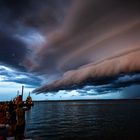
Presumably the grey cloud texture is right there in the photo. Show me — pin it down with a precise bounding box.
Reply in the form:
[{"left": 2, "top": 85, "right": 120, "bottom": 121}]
[
  {"left": 30, "top": 0, "right": 140, "bottom": 93},
  {"left": 0, "top": 0, "right": 71, "bottom": 77},
  {"left": 33, "top": 49, "right": 140, "bottom": 93},
  {"left": 0, "top": 65, "right": 42, "bottom": 86},
  {"left": 26, "top": 0, "right": 140, "bottom": 73}
]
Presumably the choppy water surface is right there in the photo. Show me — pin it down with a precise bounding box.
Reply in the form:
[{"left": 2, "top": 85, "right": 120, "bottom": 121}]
[{"left": 25, "top": 100, "right": 140, "bottom": 140}]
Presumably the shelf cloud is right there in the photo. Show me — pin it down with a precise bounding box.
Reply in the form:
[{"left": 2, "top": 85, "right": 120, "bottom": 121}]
[
  {"left": 0, "top": 0, "right": 140, "bottom": 97},
  {"left": 30, "top": 0, "right": 140, "bottom": 93}
]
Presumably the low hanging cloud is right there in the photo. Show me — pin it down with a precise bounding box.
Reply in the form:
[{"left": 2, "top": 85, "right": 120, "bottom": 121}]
[
  {"left": 32, "top": 0, "right": 140, "bottom": 93},
  {"left": 33, "top": 49, "right": 140, "bottom": 93}
]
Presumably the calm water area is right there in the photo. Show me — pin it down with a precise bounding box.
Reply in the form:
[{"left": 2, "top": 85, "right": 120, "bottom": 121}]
[{"left": 25, "top": 100, "right": 140, "bottom": 140}]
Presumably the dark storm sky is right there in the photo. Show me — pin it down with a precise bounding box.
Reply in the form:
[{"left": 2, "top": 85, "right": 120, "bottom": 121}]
[{"left": 0, "top": 0, "right": 140, "bottom": 99}]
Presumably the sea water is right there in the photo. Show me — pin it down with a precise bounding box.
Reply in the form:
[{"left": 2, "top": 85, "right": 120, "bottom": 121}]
[{"left": 25, "top": 100, "right": 140, "bottom": 140}]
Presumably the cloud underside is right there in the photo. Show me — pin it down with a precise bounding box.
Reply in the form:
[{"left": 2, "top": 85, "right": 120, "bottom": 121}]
[
  {"left": 32, "top": 0, "right": 140, "bottom": 94},
  {"left": 33, "top": 49, "right": 140, "bottom": 93}
]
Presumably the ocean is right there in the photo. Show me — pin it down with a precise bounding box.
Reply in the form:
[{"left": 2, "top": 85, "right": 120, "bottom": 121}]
[{"left": 25, "top": 100, "right": 140, "bottom": 140}]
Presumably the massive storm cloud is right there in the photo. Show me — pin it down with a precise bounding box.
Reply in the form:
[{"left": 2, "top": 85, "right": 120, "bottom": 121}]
[
  {"left": 0, "top": 0, "right": 140, "bottom": 97},
  {"left": 32, "top": 0, "right": 140, "bottom": 94}
]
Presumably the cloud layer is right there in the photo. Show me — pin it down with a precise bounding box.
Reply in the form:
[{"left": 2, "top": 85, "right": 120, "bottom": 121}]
[
  {"left": 0, "top": 0, "right": 140, "bottom": 97},
  {"left": 31, "top": 0, "right": 140, "bottom": 93},
  {"left": 0, "top": 65, "right": 42, "bottom": 87}
]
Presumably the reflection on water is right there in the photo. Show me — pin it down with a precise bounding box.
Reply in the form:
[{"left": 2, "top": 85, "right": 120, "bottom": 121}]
[{"left": 25, "top": 101, "right": 140, "bottom": 140}]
